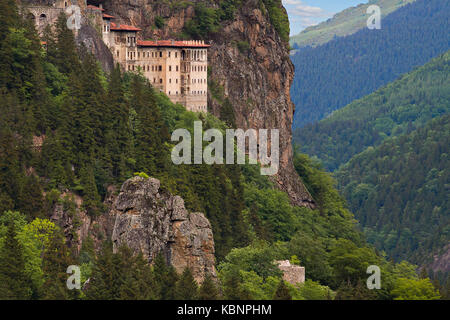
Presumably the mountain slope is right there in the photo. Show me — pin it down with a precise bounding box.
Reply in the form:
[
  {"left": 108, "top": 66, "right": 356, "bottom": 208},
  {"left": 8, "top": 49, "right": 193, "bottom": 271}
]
[
  {"left": 289, "top": 0, "right": 416, "bottom": 49},
  {"left": 335, "top": 115, "right": 450, "bottom": 271},
  {"left": 290, "top": 0, "right": 450, "bottom": 129},
  {"left": 294, "top": 51, "right": 450, "bottom": 171}
]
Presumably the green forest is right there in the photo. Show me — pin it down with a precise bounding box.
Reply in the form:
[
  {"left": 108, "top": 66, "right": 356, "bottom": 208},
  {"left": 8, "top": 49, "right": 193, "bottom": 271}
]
[
  {"left": 335, "top": 115, "right": 449, "bottom": 280},
  {"left": 295, "top": 51, "right": 450, "bottom": 172},
  {"left": 290, "top": 0, "right": 450, "bottom": 128},
  {"left": 293, "top": 49, "right": 449, "bottom": 288},
  {"left": 0, "top": 0, "right": 447, "bottom": 300}
]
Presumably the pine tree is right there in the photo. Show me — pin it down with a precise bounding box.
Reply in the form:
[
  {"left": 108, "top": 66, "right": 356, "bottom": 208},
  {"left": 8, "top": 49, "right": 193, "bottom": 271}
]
[
  {"left": 133, "top": 75, "right": 169, "bottom": 177},
  {"left": 273, "top": 280, "right": 292, "bottom": 300},
  {"left": 86, "top": 242, "right": 122, "bottom": 300},
  {"left": 0, "top": 222, "right": 32, "bottom": 299},
  {"left": 153, "top": 252, "right": 178, "bottom": 300},
  {"left": 198, "top": 273, "right": 219, "bottom": 300},
  {"left": 52, "top": 12, "right": 79, "bottom": 76},
  {"left": 0, "top": 0, "right": 19, "bottom": 88},
  {"left": 175, "top": 268, "right": 199, "bottom": 300},
  {"left": 105, "top": 65, "right": 132, "bottom": 181},
  {"left": 41, "top": 231, "right": 78, "bottom": 300}
]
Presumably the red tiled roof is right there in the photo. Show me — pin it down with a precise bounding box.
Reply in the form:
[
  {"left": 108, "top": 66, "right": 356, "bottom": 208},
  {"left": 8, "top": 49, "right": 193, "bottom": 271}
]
[
  {"left": 102, "top": 13, "right": 115, "bottom": 19},
  {"left": 110, "top": 22, "right": 141, "bottom": 32},
  {"left": 87, "top": 5, "right": 105, "bottom": 11},
  {"left": 137, "top": 40, "right": 210, "bottom": 48}
]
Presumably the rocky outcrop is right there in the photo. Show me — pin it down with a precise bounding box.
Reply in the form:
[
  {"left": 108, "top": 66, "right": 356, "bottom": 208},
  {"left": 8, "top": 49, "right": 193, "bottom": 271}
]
[
  {"left": 101, "top": 0, "right": 314, "bottom": 207},
  {"left": 110, "top": 176, "right": 216, "bottom": 282},
  {"left": 76, "top": 17, "right": 115, "bottom": 73}
]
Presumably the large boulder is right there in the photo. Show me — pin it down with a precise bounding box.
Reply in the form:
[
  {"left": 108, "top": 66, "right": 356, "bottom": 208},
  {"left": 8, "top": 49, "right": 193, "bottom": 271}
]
[{"left": 111, "top": 176, "right": 216, "bottom": 282}]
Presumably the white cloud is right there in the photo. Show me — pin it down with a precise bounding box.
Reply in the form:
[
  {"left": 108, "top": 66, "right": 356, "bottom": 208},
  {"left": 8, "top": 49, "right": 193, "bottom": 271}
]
[
  {"left": 283, "top": 0, "right": 332, "bottom": 33},
  {"left": 282, "top": 0, "right": 303, "bottom": 5},
  {"left": 291, "top": 2, "right": 327, "bottom": 18}
]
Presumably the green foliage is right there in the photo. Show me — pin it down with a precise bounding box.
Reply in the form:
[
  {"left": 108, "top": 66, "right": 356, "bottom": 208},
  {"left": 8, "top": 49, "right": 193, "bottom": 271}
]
[
  {"left": 289, "top": 0, "right": 416, "bottom": 48},
  {"left": 198, "top": 273, "right": 220, "bottom": 300},
  {"left": 183, "top": 3, "right": 220, "bottom": 39},
  {"left": 291, "top": 0, "right": 450, "bottom": 128},
  {"left": 391, "top": 278, "right": 441, "bottom": 300},
  {"left": 175, "top": 268, "right": 199, "bottom": 300},
  {"left": 0, "top": 222, "right": 32, "bottom": 299},
  {"left": 273, "top": 280, "right": 292, "bottom": 300},
  {"left": 261, "top": 0, "right": 290, "bottom": 43},
  {"left": 336, "top": 115, "right": 450, "bottom": 267},
  {"left": 154, "top": 16, "right": 165, "bottom": 29},
  {"left": 236, "top": 40, "right": 250, "bottom": 54},
  {"left": 295, "top": 51, "right": 450, "bottom": 171},
  {"left": 134, "top": 172, "right": 150, "bottom": 179}
]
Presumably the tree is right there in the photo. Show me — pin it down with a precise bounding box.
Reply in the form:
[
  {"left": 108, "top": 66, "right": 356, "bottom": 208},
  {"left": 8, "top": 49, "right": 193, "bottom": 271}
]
[
  {"left": 0, "top": 222, "right": 32, "bottom": 299},
  {"left": 199, "top": 273, "right": 220, "bottom": 300},
  {"left": 153, "top": 252, "right": 178, "bottom": 300},
  {"left": 175, "top": 268, "right": 199, "bottom": 300},
  {"left": 391, "top": 278, "right": 441, "bottom": 300},
  {"left": 273, "top": 280, "right": 292, "bottom": 300},
  {"left": 41, "top": 231, "right": 77, "bottom": 300}
]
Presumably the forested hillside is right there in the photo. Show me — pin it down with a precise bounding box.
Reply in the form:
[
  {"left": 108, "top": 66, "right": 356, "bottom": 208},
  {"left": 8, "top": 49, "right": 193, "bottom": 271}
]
[
  {"left": 294, "top": 51, "right": 450, "bottom": 171},
  {"left": 289, "top": 0, "right": 416, "bottom": 49},
  {"left": 0, "top": 0, "right": 442, "bottom": 300},
  {"left": 335, "top": 115, "right": 450, "bottom": 275},
  {"left": 290, "top": 0, "right": 450, "bottom": 128}
]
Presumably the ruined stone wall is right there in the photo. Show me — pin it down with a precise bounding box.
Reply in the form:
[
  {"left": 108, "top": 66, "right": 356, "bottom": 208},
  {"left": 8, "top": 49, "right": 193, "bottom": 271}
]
[{"left": 277, "top": 260, "right": 305, "bottom": 285}]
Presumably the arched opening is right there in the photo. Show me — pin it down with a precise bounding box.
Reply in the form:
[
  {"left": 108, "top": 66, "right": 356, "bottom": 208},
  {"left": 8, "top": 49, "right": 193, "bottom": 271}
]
[{"left": 39, "top": 14, "right": 47, "bottom": 25}]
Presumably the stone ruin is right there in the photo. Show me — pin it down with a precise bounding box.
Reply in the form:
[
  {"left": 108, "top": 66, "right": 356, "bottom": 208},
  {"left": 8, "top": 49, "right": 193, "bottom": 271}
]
[{"left": 276, "top": 260, "right": 305, "bottom": 285}]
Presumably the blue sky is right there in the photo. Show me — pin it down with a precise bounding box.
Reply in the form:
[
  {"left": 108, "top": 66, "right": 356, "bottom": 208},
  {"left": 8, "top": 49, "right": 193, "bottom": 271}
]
[{"left": 283, "top": 0, "right": 368, "bottom": 36}]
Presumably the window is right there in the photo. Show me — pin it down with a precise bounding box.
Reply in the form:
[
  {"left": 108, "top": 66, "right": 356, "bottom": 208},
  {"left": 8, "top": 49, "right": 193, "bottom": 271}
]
[
  {"left": 169, "top": 79, "right": 171, "bottom": 84},
  {"left": 159, "top": 79, "right": 162, "bottom": 84},
  {"left": 169, "top": 66, "right": 172, "bottom": 72},
  {"left": 168, "top": 52, "right": 171, "bottom": 58},
  {"left": 159, "top": 51, "right": 162, "bottom": 57},
  {"left": 176, "top": 66, "right": 179, "bottom": 72},
  {"left": 159, "top": 65, "right": 162, "bottom": 71}
]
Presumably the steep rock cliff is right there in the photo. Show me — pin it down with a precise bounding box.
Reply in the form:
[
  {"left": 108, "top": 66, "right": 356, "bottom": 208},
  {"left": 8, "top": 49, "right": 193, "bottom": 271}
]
[
  {"left": 101, "top": 0, "right": 314, "bottom": 207},
  {"left": 50, "top": 176, "right": 216, "bottom": 282},
  {"left": 110, "top": 176, "right": 216, "bottom": 282}
]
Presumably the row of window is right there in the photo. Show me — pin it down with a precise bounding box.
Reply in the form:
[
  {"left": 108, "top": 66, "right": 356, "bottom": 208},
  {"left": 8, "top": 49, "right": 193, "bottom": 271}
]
[
  {"left": 191, "top": 105, "right": 208, "bottom": 112},
  {"left": 167, "top": 91, "right": 207, "bottom": 96}
]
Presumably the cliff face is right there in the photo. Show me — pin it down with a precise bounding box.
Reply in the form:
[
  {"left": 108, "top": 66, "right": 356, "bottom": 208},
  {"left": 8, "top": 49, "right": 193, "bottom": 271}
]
[
  {"left": 111, "top": 177, "right": 216, "bottom": 282},
  {"left": 101, "top": 0, "right": 314, "bottom": 207},
  {"left": 51, "top": 177, "right": 216, "bottom": 282}
]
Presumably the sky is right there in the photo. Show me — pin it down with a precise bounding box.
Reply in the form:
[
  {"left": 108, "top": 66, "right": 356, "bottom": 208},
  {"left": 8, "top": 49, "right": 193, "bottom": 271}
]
[{"left": 283, "top": 0, "right": 368, "bottom": 36}]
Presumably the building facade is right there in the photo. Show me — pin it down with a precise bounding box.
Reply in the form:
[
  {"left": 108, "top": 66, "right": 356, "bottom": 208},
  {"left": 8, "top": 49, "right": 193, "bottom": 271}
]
[
  {"left": 23, "top": 1, "right": 209, "bottom": 113},
  {"left": 100, "top": 6, "right": 209, "bottom": 113}
]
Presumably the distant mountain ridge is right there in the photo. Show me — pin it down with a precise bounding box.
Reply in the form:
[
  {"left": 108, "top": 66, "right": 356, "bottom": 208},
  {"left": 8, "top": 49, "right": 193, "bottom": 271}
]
[
  {"left": 294, "top": 51, "right": 450, "bottom": 171},
  {"left": 289, "top": 0, "right": 416, "bottom": 49},
  {"left": 336, "top": 114, "right": 450, "bottom": 272},
  {"left": 290, "top": 0, "right": 450, "bottom": 129}
]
